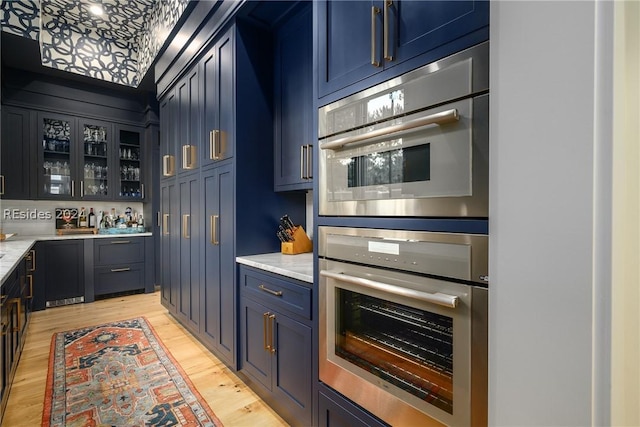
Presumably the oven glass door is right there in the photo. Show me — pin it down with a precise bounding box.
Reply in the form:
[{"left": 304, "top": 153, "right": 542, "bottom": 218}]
[
  {"left": 319, "top": 259, "right": 472, "bottom": 426},
  {"left": 319, "top": 95, "right": 488, "bottom": 217}
]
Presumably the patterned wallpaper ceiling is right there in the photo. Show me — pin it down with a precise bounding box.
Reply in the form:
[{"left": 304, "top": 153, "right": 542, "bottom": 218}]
[
  {"left": 1, "top": 0, "right": 189, "bottom": 88},
  {"left": 42, "top": 0, "right": 156, "bottom": 42}
]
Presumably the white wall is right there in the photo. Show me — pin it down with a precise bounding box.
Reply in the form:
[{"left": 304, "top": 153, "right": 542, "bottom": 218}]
[
  {"left": 489, "top": 1, "right": 613, "bottom": 425},
  {"left": 611, "top": 1, "right": 640, "bottom": 424}
]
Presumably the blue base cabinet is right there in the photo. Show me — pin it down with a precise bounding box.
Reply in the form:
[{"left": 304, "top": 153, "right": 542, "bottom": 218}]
[
  {"left": 318, "top": 384, "right": 389, "bottom": 427},
  {"left": 316, "top": 0, "right": 489, "bottom": 100},
  {"left": 239, "top": 265, "right": 313, "bottom": 427}
]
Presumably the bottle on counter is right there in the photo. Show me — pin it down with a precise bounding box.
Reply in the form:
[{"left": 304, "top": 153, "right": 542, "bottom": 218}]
[
  {"left": 88, "top": 208, "right": 96, "bottom": 228},
  {"left": 78, "top": 207, "right": 88, "bottom": 228}
]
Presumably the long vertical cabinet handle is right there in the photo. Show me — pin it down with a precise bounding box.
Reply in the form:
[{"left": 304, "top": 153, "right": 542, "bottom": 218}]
[
  {"left": 26, "top": 275, "right": 33, "bottom": 299},
  {"left": 0, "top": 175, "right": 5, "bottom": 195},
  {"left": 383, "top": 0, "right": 394, "bottom": 61},
  {"left": 71, "top": 180, "right": 75, "bottom": 197},
  {"left": 300, "top": 145, "right": 306, "bottom": 179},
  {"left": 163, "top": 155, "right": 175, "bottom": 177},
  {"left": 157, "top": 211, "right": 161, "bottom": 227},
  {"left": 210, "top": 130, "right": 221, "bottom": 160},
  {"left": 182, "top": 214, "right": 190, "bottom": 239},
  {"left": 371, "top": 6, "right": 381, "bottom": 67},
  {"left": 263, "top": 312, "right": 270, "bottom": 351},
  {"left": 306, "top": 144, "right": 313, "bottom": 179},
  {"left": 182, "top": 145, "right": 196, "bottom": 170},
  {"left": 80, "top": 181, "right": 85, "bottom": 197},
  {"left": 162, "top": 214, "right": 170, "bottom": 235},
  {"left": 210, "top": 215, "right": 219, "bottom": 245},
  {"left": 141, "top": 184, "right": 145, "bottom": 199},
  {"left": 269, "top": 314, "right": 276, "bottom": 354},
  {"left": 10, "top": 298, "right": 21, "bottom": 332},
  {"left": 28, "top": 250, "right": 36, "bottom": 272}
]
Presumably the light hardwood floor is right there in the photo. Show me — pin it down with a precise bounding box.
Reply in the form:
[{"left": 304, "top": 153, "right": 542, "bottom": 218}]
[{"left": 2, "top": 291, "right": 289, "bottom": 427}]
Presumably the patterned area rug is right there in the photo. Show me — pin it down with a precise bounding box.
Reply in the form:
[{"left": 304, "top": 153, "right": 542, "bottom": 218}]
[{"left": 42, "top": 317, "right": 223, "bottom": 427}]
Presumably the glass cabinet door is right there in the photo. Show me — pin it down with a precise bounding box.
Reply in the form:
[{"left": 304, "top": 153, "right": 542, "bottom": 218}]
[
  {"left": 116, "top": 126, "right": 144, "bottom": 199},
  {"left": 41, "top": 114, "right": 74, "bottom": 198},
  {"left": 79, "top": 120, "right": 111, "bottom": 199}
]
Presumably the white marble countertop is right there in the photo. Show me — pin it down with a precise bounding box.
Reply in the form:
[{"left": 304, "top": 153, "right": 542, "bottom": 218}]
[
  {"left": 0, "top": 232, "right": 152, "bottom": 286},
  {"left": 236, "top": 252, "right": 313, "bottom": 284}
]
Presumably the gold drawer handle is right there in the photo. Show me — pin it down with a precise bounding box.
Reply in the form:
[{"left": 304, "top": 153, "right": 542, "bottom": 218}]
[
  {"left": 110, "top": 240, "right": 130, "bottom": 244},
  {"left": 258, "top": 284, "right": 283, "bottom": 297},
  {"left": 26, "top": 275, "right": 33, "bottom": 299}
]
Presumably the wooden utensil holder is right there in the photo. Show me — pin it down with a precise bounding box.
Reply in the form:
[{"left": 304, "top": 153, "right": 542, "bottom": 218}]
[{"left": 281, "top": 226, "right": 313, "bottom": 255}]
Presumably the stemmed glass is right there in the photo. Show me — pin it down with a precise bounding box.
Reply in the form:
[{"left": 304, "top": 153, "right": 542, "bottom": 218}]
[{"left": 61, "top": 209, "right": 73, "bottom": 228}]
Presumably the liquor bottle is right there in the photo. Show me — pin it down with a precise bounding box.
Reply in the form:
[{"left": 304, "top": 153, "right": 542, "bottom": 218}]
[
  {"left": 88, "top": 208, "right": 96, "bottom": 228},
  {"left": 78, "top": 207, "right": 88, "bottom": 228}
]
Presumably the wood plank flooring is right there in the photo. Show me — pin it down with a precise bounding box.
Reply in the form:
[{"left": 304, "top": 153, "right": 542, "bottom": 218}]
[{"left": 2, "top": 291, "right": 289, "bottom": 427}]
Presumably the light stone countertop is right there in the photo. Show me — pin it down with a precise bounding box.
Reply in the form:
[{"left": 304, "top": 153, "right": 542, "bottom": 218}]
[
  {"left": 0, "top": 232, "right": 152, "bottom": 286},
  {"left": 236, "top": 252, "right": 313, "bottom": 284}
]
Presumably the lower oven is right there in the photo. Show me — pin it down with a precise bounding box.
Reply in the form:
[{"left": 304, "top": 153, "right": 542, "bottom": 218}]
[{"left": 318, "top": 226, "right": 488, "bottom": 426}]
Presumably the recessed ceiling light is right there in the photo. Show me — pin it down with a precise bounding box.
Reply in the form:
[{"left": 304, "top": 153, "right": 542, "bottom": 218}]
[{"left": 89, "top": 4, "right": 104, "bottom": 16}]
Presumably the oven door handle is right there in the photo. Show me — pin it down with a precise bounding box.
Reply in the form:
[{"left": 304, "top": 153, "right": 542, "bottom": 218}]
[
  {"left": 319, "top": 108, "right": 459, "bottom": 151},
  {"left": 320, "top": 270, "right": 459, "bottom": 308}
]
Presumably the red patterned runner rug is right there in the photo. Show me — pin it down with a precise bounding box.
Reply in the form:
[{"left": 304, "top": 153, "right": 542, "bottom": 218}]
[{"left": 42, "top": 317, "right": 223, "bottom": 427}]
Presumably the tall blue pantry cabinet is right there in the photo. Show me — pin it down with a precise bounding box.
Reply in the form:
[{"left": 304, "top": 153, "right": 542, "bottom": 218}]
[{"left": 156, "top": 2, "right": 306, "bottom": 372}]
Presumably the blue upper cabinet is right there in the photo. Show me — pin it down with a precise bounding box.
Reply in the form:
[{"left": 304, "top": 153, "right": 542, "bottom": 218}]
[
  {"left": 274, "top": 4, "right": 313, "bottom": 192},
  {"left": 316, "top": 0, "right": 489, "bottom": 99}
]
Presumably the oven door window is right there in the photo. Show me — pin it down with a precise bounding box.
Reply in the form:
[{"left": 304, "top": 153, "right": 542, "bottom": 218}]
[
  {"left": 324, "top": 98, "right": 473, "bottom": 202},
  {"left": 336, "top": 288, "right": 454, "bottom": 414}
]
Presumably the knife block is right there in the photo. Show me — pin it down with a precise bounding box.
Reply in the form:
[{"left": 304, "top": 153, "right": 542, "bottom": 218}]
[{"left": 281, "top": 226, "right": 313, "bottom": 255}]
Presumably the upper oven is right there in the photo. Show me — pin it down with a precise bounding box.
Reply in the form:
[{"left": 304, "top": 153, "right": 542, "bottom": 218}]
[{"left": 318, "top": 42, "right": 489, "bottom": 218}]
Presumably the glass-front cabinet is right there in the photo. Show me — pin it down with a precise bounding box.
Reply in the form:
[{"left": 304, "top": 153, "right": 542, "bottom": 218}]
[
  {"left": 39, "top": 113, "right": 75, "bottom": 198},
  {"left": 116, "top": 125, "right": 144, "bottom": 200},
  {"left": 79, "top": 118, "right": 112, "bottom": 200},
  {"left": 37, "top": 113, "right": 146, "bottom": 201}
]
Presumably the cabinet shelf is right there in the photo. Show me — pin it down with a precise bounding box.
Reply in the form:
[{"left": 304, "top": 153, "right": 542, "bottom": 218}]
[
  {"left": 43, "top": 150, "right": 70, "bottom": 155},
  {"left": 84, "top": 154, "right": 108, "bottom": 159}
]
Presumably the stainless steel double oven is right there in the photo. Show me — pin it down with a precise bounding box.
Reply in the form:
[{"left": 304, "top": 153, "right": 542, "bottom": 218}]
[{"left": 317, "top": 42, "right": 489, "bottom": 426}]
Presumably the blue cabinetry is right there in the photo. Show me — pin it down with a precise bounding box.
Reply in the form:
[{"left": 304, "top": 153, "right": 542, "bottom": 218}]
[
  {"left": 274, "top": 4, "right": 313, "bottom": 191},
  {"left": 1, "top": 106, "right": 32, "bottom": 200},
  {"left": 316, "top": 0, "right": 489, "bottom": 99},
  {"left": 318, "top": 385, "right": 389, "bottom": 427},
  {"left": 200, "top": 31, "right": 234, "bottom": 168},
  {"left": 157, "top": 18, "right": 307, "bottom": 371},
  {"left": 178, "top": 174, "right": 201, "bottom": 331},
  {"left": 200, "top": 163, "right": 235, "bottom": 366},
  {"left": 239, "top": 266, "right": 313, "bottom": 426}
]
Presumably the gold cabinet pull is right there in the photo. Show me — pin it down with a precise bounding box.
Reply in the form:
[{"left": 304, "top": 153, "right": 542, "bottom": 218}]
[
  {"left": 258, "top": 284, "right": 283, "bottom": 297},
  {"left": 211, "top": 214, "right": 219, "bottom": 245},
  {"left": 263, "top": 312, "right": 270, "bottom": 351},
  {"left": 182, "top": 214, "right": 190, "bottom": 239},
  {"left": 269, "top": 314, "right": 276, "bottom": 354},
  {"left": 210, "top": 130, "right": 221, "bottom": 160},
  {"left": 300, "top": 145, "right": 305, "bottom": 179},
  {"left": 371, "top": 6, "right": 381, "bottom": 67},
  {"left": 26, "top": 275, "right": 33, "bottom": 299},
  {"left": 10, "top": 298, "right": 21, "bottom": 333},
  {"left": 110, "top": 267, "right": 131, "bottom": 273},
  {"left": 27, "top": 249, "right": 36, "bottom": 272},
  {"left": 162, "top": 214, "right": 170, "bottom": 235},
  {"left": 110, "top": 240, "right": 130, "bottom": 244},
  {"left": 306, "top": 144, "right": 313, "bottom": 179},
  {"left": 163, "top": 154, "right": 175, "bottom": 177},
  {"left": 383, "top": 0, "right": 394, "bottom": 61},
  {"left": 182, "top": 145, "right": 197, "bottom": 170}
]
